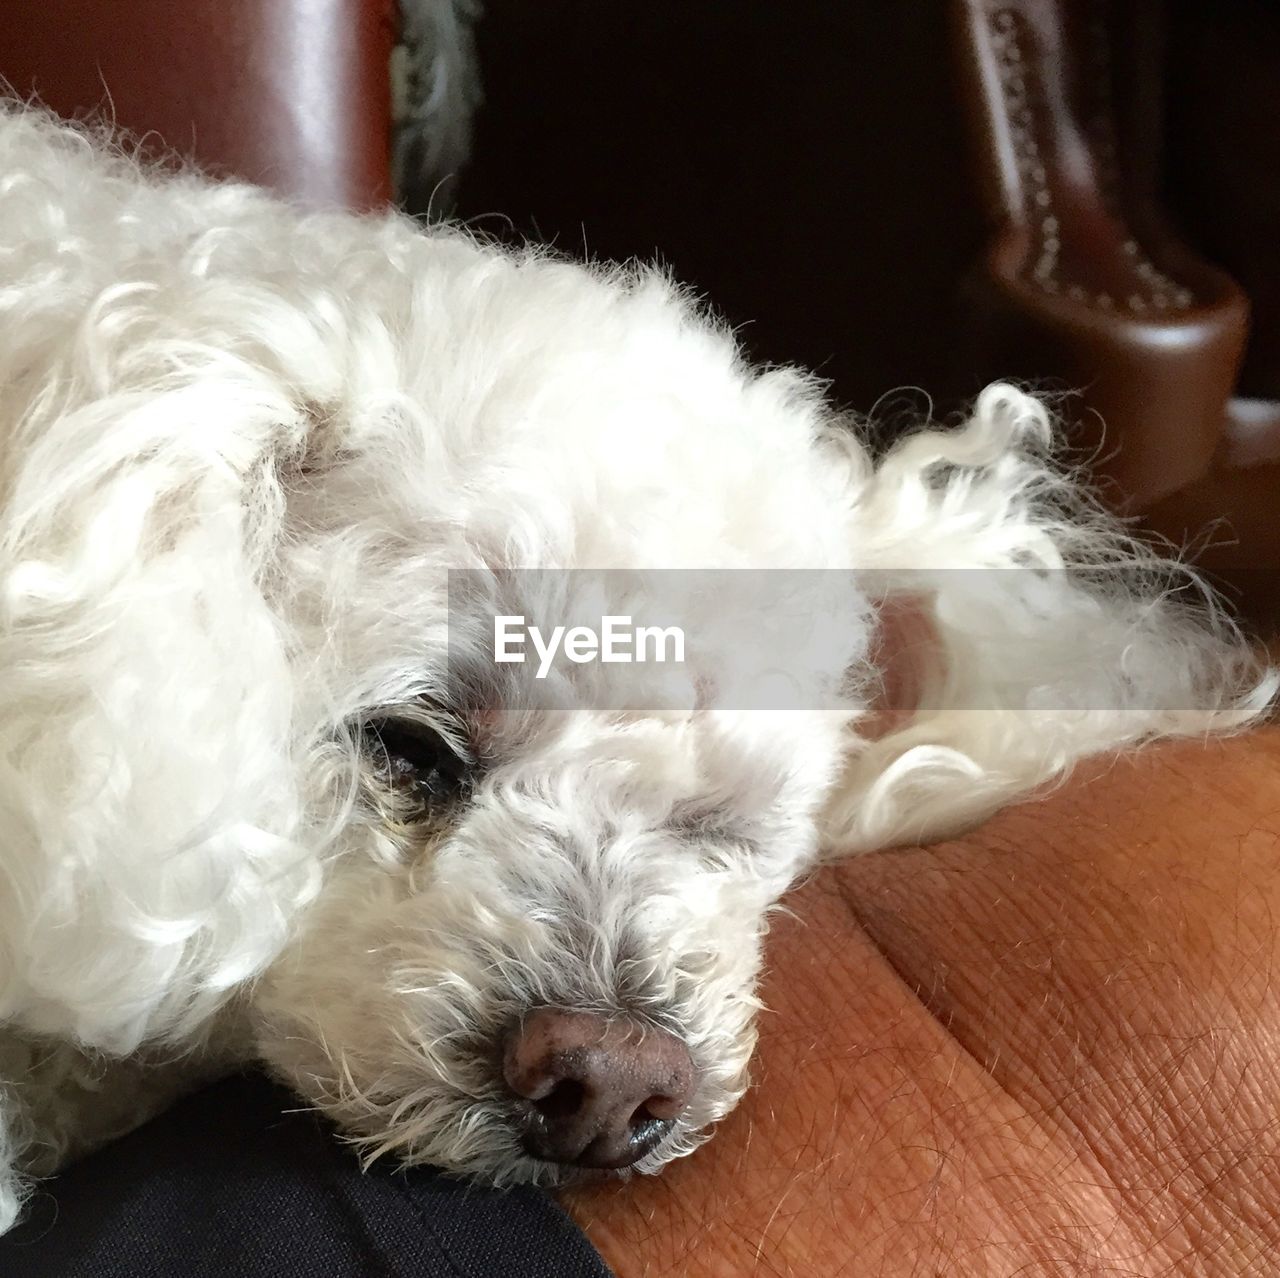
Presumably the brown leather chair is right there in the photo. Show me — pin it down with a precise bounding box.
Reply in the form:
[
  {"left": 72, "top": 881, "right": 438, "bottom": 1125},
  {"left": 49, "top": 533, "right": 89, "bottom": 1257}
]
[
  {"left": 0, "top": 0, "right": 398, "bottom": 211},
  {"left": 954, "top": 0, "right": 1280, "bottom": 615}
]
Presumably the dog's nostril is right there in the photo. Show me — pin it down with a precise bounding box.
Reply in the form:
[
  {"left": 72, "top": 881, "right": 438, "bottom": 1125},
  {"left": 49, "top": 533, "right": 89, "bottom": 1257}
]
[
  {"left": 504, "top": 1007, "right": 695, "bottom": 1170},
  {"left": 534, "top": 1079, "right": 585, "bottom": 1121}
]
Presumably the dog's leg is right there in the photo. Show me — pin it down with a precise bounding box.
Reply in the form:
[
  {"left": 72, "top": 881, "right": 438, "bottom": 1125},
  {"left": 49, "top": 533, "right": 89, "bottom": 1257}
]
[
  {"left": 824, "top": 385, "right": 1277, "bottom": 853},
  {"left": 0, "top": 1080, "right": 32, "bottom": 1234}
]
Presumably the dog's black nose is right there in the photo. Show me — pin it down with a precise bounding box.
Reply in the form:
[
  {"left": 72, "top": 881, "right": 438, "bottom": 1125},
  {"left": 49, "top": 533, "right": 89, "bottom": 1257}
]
[{"left": 504, "top": 1008, "right": 695, "bottom": 1169}]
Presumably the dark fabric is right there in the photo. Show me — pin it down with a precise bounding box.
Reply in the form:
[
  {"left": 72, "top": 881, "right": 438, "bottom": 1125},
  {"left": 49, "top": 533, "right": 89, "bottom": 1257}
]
[{"left": 0, "top": 1073, "right": 613, "bottom": 1278}]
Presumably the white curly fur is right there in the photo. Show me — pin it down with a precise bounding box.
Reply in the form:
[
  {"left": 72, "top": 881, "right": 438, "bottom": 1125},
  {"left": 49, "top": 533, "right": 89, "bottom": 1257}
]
[{"left": 0, "top": 106, "right": 1273, "bottom": 1233}]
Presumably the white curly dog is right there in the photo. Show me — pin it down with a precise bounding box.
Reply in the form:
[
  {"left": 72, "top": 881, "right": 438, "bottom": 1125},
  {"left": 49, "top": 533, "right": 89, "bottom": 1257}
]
[{"left": 0, "top": 106, "right": 1272, "bottom": 1233}]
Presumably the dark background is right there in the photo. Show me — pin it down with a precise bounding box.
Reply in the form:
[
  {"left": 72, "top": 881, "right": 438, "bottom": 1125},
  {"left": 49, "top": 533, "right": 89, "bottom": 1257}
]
[{"left": 453, "top": 0, "right": 1280, "bottom": 420}]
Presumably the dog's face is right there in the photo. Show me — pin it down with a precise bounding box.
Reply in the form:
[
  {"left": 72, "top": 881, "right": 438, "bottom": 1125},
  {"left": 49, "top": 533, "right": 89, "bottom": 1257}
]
[
  {"left": 244, "top": 257, "right": 873, "bottom": 1182},
  {"left": 255, "top": 686, "right": 850, "bottom": 1185},
  {"left": 251, "top": 559, "right": 865, "bottom": 1184}
]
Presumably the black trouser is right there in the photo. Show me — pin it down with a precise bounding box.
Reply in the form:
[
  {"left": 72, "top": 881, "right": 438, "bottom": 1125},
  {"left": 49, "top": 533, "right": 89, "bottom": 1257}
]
[{"left": 0, "top": 1073, "right": 612, "bottom": 1278}]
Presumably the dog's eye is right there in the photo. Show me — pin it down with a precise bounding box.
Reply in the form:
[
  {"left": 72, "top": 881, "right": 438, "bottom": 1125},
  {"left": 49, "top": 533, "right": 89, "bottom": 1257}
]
[{"left": 362, "top": 718, "right": 473, "bottom": 807}]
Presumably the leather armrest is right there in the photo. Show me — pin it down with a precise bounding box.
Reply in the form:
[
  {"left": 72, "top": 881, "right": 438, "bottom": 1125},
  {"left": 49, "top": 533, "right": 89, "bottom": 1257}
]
[
  {"left": 0, "top": 0, "right": 398, "bottom": 211},
  {"left": 952, "top": 0, "right": 1248, "bottom": 510}
]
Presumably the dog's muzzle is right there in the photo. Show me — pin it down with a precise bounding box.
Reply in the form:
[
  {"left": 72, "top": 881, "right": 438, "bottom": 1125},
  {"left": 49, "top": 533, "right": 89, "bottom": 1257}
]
[{"left": 503, "top": 1008, "right": 695, "bottom": 1169}]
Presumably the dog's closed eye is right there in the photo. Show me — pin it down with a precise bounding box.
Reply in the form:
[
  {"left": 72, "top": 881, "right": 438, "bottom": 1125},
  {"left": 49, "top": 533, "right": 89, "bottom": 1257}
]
[{"left": 361, "top": 717, "right": 475, "bottom": 811}]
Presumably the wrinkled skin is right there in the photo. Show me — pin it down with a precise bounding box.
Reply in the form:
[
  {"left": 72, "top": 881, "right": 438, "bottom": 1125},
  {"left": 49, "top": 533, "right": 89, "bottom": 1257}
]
[{"left": 569, "top": 729, "right": 1280, "bottom": 1276}]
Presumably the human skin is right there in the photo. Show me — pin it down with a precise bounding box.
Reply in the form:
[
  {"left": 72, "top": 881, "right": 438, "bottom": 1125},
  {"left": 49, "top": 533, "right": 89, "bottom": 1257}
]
[{"left": 567, "top": 730, "right": 1280, "bottom": 1276}]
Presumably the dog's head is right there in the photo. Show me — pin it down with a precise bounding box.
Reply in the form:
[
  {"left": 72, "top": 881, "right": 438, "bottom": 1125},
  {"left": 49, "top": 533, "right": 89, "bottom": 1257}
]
[{"left": 247, "top": 249, "right": 872, "bottom": 1184}]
